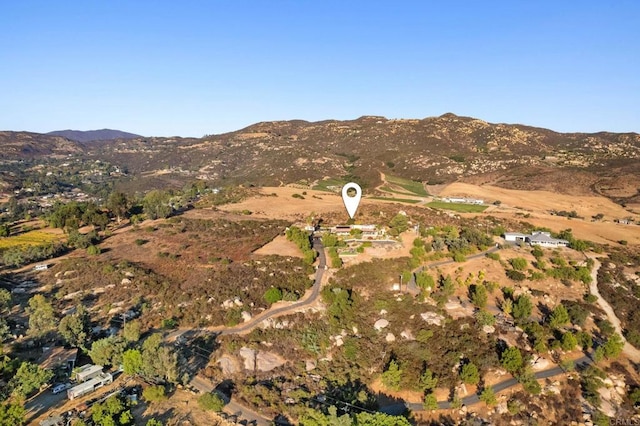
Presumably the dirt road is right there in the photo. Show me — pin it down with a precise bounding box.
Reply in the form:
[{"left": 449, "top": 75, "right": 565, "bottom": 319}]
[{"left": 588, "top": 257, "right": 640, "bottom": 362}]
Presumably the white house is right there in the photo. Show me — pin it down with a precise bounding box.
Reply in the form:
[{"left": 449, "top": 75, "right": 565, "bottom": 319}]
[
  {"left": 503, "top": 231, "right": 569, "bottom": 247},
  {"left": 528, "top": 231, "right": 569, "bottom": 247}
]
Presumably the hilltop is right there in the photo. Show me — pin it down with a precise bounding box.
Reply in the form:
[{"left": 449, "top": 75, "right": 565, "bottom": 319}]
[{"left": 47, "top": 129, "right": 142, "bottom": 143}]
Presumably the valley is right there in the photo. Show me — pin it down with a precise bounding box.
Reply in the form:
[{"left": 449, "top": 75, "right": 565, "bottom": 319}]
[{"left": 0, "top": 118, "right": 639, "bottom": 426}]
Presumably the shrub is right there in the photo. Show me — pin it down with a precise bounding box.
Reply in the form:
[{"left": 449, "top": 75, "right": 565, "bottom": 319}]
[
  {"left": 142, "top": 385, "right": 167, "bottom": 402},
  {"left": 264, "top": 287, "right": 283, "bottom": 304},
  {"left": 510, "top": 258, "right": 528, "bottom": 271},
  {"left": 87, "top": 245, "right": 101, "bottom": 255},
  {"left": 197, "top": 392, "right": 225, "bottom": 412},
  {"left": 453, "top": 252, "right": 466, "bottom": 262},
  {"left": 506, "top": 269, "right": 526, "bottom": 281},
  {"left": 486, "top": 252, "right": 500, "bottom": 261},
  {"left": 134, "top": 239, "right": 147, "bottom": 246}
]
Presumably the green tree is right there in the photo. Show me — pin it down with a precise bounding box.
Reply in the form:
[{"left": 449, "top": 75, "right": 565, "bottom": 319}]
[
  {"left": 460, "top": 362, "right": 480, "bottom": 385},
  {"left": 10, "top": 361, "right": 54, "bottom": 398},
  {"left": 501, "top": 346, "right": 523, "bottom": 374},
  {"left": 122, "top": 349, "right": 143, "bottom": 375},
  {"left": 423, "top": 392, "right": 438, "bottom": 411},
  {"left": 548, "top": 304, "right": 570, "bottom": 329},
  {"left": 354, "top": 412, "right": 411, "bottom": 426},
  {"left": 512, "top": 294, "right": 533, "bottom": 322},
  {"left": 142, "top": 190, "right": 172, "bottom": 220},
  {"left": 0, "top": 224, "right": 10, "bottom": 238},
  {"left": 0, "top": 289, "right": 11, "bottom": 312},
  {"left": 89, "top": 337, "right": 126, "bottom": 367},
  {"left": 145, "top": 420, "right": 163, "bottom": 426},
  {"left": 322, "top": 234, "right": 339, "bottom": 248},
  {"left": 603, "top": 333, "right": 625, "bottom": 359},
  {"left": 58, "top": 305, "right": 92, "bottom": 350},
  {"left": 480, "top": 386, "right": 497, "bottom": 406},
  {"left": 91, "top": 395, "right": 132, "bottom": 426},
  {"left": 469, "top": 284, "right": 488, "bottom": 308},
  {"left": 419, "top": 368, "right": 438, "bottom": 392},
  {"left": 122, "top": 320, "right": 141, "bottom": 343},
  {"left": 381, "top": 360, "right": 402, "bottom": 391},
  {"left": 388, "top": 213, "right": 409, "bottom": 236},
  {"left": 26, "top": 294, "right": 56, "bottom": 341},
  {"left": 197, "top": 392, "right": 225, "bottom": 411},
  {"left": 0, "top": 402, "right": 26, "bottom": 426},
  {"left": 475, "top": 310, "right": 496, "bottom": 327},
  {"left": 140, "top": 334, "right": 179, "bottom": 383},
  {"left": 415, "top": 272, "right": 435, "bottom": 292},
  {"left": 561, "top": 331, "right": 578, "bottom": 351},
  {"left": 142, "top": 385, "right": 167, "bottom": 402},
  {"left": 0, "top": 318, "right": 10, "bottom": 343},
  {"left": 107, "top": 191, "right": 130, "bottom": 223}
]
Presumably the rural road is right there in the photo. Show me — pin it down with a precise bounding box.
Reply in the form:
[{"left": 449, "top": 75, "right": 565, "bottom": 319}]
[
  {"left": 185, "top": 237, "right": 327, "bottom": 425},
  {"left": 220, "top": 236, "right": 327, "bottom": 336},
  {"left": 380, "top": 354, "right": 593, "bottom": 414},
  {"left": 587, "top": 257, "right": 640, "bottom": 362}
]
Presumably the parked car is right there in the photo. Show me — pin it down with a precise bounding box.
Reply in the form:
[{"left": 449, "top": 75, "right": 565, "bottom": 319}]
[{"left": 52, "top": 383, "right": 70, "bottom": 394}]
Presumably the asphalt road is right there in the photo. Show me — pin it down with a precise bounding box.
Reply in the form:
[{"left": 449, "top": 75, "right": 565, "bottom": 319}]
[
  {"left": 187, "top": 237, "right": 327, "bottom": 425},
  {"left": 220, "top": 236, "right": 326, "bottom": 336},
  {"left": 381, "top": 354, "right": 593, "bottom": 414}
]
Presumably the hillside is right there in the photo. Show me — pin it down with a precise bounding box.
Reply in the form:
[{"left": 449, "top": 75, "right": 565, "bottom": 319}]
[
  {"left": 0, "top": 131, "right": 83, "bottom": 160},
  {"left": 4, "top": 113, "right": 640, "bottom": 203},
  {"left": 47, "top": 129, "right": 142, "bottom": 143}
]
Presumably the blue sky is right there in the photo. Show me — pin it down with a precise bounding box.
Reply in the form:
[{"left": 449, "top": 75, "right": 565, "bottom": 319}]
[{"left": 1, "top": 1, "right": 638, "bottom": 137}]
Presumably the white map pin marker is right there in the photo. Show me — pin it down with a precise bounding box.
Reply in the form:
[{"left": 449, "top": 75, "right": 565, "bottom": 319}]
[{"left": 341, "top": 182, "right": 362, "bottom": 219}]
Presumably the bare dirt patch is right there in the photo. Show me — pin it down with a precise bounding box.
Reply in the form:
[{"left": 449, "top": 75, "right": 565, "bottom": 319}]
[
  {"left": 253, "top": 235, "right": 302, "bottom": 258},
  {"left": 138, "top": 388, "right": 232, "bottom": 425},
  {"left": 440, "top": 182, "right": 633, "bottom": 219}
]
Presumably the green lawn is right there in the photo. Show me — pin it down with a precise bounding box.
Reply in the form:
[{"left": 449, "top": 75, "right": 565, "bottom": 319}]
[
  {"left": 312, "top": 178, "right": 348, "bottom": 192},
  {"left": 385, "top": 175, "right": 429, "bottom": 197},
  {"left": 369, "top": 197, "right": 422, "bottom": 204},
  {"left": 427, "top": 201, "right": 488, "bottom": 213}
]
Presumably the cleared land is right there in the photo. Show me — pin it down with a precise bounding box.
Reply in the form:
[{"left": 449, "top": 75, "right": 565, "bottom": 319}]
[
  {"left": 427, "top": 200, "right": 488, "bottom": 213},
  {"left": 439, "top": 182, "right": 634, "bottom": 219}
]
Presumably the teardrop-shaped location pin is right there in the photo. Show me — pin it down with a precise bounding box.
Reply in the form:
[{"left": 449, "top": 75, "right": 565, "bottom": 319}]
[{"left": 341, "top": 182, "right": 362, "bottom": 219}]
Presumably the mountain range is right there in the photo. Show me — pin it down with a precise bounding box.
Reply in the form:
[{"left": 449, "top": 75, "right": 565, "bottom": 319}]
[{"left": 2, "top": 114, "right": 639, "bottom": 204}]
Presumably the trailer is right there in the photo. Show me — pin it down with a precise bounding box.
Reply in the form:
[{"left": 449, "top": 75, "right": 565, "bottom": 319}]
[
  {"left": 67, "top": 372, "right": 113, "bottom": 400},
  {"left": 75, "top": 364, "right": 104, "bottom": 383}
]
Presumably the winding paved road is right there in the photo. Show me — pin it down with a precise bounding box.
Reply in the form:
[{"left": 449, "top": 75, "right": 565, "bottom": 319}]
[
  {"left": 379, "top": 354, "right": 593, "bottom": 414},
  {"left": 185, "top": 237, "right": 327, "bottom": 425},
  {"left": 220, "top": 236, "right": 327, "bottom": 336}
]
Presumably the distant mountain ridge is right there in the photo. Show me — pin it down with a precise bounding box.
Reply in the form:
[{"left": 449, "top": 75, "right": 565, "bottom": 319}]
[
  {"left": 47, "top": 129, "right": 142, "bottom": 142},
  {"left": 2, "top": 114, "right": 639, "bottom": 203}
]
